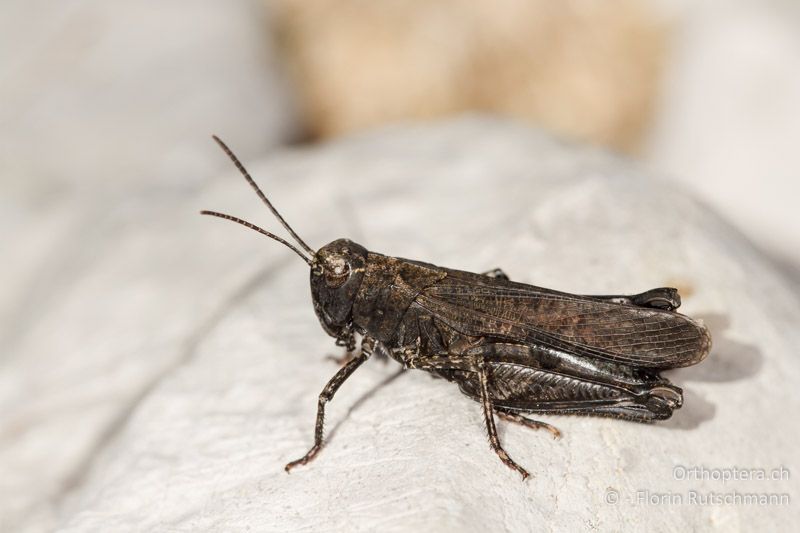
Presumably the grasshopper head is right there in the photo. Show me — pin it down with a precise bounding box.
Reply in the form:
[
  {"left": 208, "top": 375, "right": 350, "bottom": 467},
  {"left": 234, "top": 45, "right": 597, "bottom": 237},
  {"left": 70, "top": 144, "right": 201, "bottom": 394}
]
[
  {"left": 310, "top": 239, "right": 368, "bottom": 339},
  {"left": 201, "top": 137, "right": 370, "bottom": 343}
]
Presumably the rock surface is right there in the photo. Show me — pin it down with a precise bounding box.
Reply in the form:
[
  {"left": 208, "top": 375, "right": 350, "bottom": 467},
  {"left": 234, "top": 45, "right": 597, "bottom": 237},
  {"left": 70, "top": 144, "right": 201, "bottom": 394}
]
[
  {"left": 0, "top": 1, "right": 297, "bottom": 531},
  {"left": 4, "top": 118, "right": 799, "bottom": 531}
]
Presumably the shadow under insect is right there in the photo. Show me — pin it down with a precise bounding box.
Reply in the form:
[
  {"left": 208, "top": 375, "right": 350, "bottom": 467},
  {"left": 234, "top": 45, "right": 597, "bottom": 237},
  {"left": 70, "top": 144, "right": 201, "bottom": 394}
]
[{"left": 661, "top": 313, "right": 762, "bottom": 430}]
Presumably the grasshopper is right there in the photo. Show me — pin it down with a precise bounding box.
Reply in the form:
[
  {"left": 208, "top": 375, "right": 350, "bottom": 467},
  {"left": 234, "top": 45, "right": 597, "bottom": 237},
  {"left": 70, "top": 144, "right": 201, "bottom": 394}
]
[{"left": 202, "top": 137, "right": 711, "bottom": 479}]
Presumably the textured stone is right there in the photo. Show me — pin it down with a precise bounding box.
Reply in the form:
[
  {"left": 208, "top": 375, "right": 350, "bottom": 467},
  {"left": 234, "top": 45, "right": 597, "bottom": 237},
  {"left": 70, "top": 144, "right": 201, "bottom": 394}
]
[
  {"left": 0, "top": 1, "right": 296, "bottom": 531},
  {"left": 4, "top": 118, "right": 794, "bottom": 531}
]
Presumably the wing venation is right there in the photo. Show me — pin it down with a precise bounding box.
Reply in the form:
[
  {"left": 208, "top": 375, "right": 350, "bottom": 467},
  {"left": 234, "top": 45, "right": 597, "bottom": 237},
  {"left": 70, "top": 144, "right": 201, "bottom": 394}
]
[{"left": 416, "top": 269, "right": 710, "bottom": 368}]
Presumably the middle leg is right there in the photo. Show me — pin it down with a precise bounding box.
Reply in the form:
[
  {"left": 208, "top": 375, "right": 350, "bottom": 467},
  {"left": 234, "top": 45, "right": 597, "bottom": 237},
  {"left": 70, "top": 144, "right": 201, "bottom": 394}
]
[
  {"left": 405, "top": 352, "right": 531, "bottom": 479},
  {"left": 477, "top": 360, "right": 531, "bottom": 479},
  {"left": 495, "top": 409, "right": 561, "bottom": 439}
]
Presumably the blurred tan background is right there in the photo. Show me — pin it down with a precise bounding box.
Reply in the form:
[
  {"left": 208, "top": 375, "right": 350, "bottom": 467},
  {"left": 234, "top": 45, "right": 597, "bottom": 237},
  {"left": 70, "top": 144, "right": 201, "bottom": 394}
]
[
  {"left": 272, "top": 0, "right": 665, "bottom": 153},
  {"left": 268, "top": 0, "right": 800, "bottom": 274},
  {"left": 2, "top": 0, "right": 798, "bottom": 273}
]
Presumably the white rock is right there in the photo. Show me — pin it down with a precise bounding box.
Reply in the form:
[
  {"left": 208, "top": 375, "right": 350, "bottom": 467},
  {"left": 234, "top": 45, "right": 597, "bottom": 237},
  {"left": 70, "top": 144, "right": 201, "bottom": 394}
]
[
  {"left": 3, "top": 118, "right": 799, "bottom": 531},
  {"left": 0, "top": 1, "right": 296, "bottom": 531},
  {"left": 645, "top": 1, "right": 800, "bottom": 267},
  {"left": 0, "top": 0, "right": 298, "bottom": 195}
]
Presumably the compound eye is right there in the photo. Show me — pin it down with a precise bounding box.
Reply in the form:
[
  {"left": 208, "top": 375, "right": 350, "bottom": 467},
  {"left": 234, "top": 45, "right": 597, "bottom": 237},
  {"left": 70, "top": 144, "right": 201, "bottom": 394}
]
[{"left": 324, "top": 259, "right": 350, "bottom": 288}]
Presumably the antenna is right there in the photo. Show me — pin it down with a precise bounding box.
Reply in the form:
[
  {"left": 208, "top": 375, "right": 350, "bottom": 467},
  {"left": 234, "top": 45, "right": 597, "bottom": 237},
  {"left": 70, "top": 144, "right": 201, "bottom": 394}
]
[
  {"left": 200, "top": 210, "right": 312, "bottom": 266},
  {"left": 211, "top": 135, "right": 315, "bottom": 256}
]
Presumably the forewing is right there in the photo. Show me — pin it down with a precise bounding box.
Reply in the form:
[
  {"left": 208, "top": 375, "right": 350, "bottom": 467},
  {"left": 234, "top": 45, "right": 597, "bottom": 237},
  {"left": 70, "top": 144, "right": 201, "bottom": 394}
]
[{"left": 416, "top": 269, "right": 711, "bottom": 368}]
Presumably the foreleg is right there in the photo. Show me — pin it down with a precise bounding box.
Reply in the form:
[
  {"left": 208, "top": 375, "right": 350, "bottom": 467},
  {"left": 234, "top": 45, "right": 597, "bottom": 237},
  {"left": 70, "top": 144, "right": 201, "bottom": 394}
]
[{"left": 285, "top": 338, "right": 374, "bottom": 472}]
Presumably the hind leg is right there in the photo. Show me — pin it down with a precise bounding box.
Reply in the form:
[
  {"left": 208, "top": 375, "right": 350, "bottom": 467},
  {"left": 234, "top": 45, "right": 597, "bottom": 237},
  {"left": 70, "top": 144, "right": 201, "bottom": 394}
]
[
  {"left": 482, "top": 269, "right": 678, "bottom": 310},
  {"left": 587, "top": 287, "right": 681, "bottom": 311},
  {"left": 482, "top": 268, "right": 509, "bottom": 280}
]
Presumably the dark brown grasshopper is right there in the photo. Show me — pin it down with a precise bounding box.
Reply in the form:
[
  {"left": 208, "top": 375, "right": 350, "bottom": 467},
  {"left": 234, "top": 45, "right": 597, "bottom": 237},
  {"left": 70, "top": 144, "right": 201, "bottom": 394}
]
[{"left": 202, "top": 136, "right": 711, "bottom": 479}]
